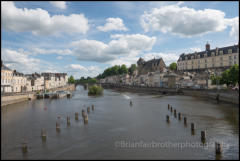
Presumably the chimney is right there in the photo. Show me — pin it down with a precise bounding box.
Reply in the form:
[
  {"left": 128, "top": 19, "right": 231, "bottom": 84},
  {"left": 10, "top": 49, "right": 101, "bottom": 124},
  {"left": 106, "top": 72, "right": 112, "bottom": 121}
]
[{"left": 206, "top": 42, "right": 210, "bottom": 51}]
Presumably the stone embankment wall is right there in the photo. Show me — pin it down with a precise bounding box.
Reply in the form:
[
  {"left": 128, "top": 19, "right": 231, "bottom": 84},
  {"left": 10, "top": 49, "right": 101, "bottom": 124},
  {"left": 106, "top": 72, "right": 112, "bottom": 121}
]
[
  {"left": 101, "top": 83, "right": 239, "bottom": 105},
  {"left": 1, "top": 84, "right": 76, "bottom": 107}
]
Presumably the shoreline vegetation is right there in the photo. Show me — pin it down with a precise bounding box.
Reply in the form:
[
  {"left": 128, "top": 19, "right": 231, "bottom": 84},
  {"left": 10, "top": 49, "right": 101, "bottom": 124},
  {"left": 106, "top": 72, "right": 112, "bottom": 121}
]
[{"left": 88, "top": 85, "right": 103, "bottom": 96}]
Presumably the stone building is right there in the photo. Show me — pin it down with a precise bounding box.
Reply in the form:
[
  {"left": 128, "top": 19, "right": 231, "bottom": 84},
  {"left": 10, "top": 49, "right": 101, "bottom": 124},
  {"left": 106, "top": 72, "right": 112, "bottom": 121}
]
[
  {"left": 12, "top": 70, "right": 27, "bottom": 92},
  {"left": 25, "top": 73, "right": 44, "bottom": 91},
  {"left": 137, "top": 57, "right": 166, "bottom": 75},
  {"left": 41, "top": 73, "right": 56, "bottom": 89},
  {"left": 177, "top": 42, "right": 239, "bottom": 71},
  {"left": 1, "top": 61, "right": 13, "bottom": 93}
]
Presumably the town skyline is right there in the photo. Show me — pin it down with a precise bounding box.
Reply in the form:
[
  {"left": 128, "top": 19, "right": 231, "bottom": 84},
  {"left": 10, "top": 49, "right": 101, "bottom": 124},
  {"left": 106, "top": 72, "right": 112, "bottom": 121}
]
[{"left": 1, "top": 1, "right": 239, "bottom": 78}]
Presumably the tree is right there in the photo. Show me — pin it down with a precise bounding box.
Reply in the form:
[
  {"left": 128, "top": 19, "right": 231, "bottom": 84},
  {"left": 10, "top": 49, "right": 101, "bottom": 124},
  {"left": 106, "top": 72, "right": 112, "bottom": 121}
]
[
  {"left": 169, "top": 62, "right": 177, "bottom": 71},
  {"left": 211, "top": 64, "right": 239, "bottom": 87},
  {"left": 68, "top": 75, "right": 75, "bottom": 84},
  {"left": 128, "top": 64, "right": 137, "bottom": 75},
  {"left": 119, "top": 64, "right": 128, "bottom": 74}
]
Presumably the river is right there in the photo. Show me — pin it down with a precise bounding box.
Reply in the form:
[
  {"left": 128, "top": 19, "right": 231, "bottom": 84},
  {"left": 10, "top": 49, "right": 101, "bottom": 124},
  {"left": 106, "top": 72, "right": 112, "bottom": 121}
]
[{"left": 1, "top": 85, "right": 239, "bottom": 160}]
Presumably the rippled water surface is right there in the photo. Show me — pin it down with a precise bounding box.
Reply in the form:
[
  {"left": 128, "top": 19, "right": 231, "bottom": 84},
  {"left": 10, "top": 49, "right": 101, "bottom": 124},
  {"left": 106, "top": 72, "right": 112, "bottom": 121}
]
[{"left": 1, "top": 85, "right": 239, "bottom": 159}]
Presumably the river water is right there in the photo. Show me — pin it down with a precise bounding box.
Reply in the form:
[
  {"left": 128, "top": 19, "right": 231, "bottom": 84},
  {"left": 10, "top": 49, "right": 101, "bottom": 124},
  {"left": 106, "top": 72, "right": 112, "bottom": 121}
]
[{"left": 1, "top": 85, "right": 239, "bottom": 160}]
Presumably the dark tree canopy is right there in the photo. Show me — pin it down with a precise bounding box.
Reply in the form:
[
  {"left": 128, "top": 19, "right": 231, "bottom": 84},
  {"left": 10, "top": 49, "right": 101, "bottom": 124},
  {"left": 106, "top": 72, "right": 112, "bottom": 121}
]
[
  {"left": 169, "top": 62, "right": 177, "bottom": 71},
  {"left": 68, "top": 75, "right": 75, "bottom": 84}
]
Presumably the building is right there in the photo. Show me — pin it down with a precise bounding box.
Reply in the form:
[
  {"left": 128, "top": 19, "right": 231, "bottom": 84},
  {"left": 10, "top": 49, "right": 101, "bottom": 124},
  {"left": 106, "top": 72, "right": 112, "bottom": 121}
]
[
  {"left": 137, "top": 57, "right": 166, "bottom": 75},
  {"left": 25, "top": 73, "right": 44, "bottom": 91},
  {"left": 1, "top": 61, "right": 13, "bottom": 93},
  {"left": 55, "top": 73, "right": 68, "bottom": 87},
  {"left": 12, "top": 70, "right": 27, "bottom": 92},
  {"left": 177, "top": 43, "right": 239, "bottom": 71},
  {"left": 41, "top": 73, "right": 68, "bottom": 90},
  {"left": 162, "top": 73, "right": 177, "bottom": 88}
]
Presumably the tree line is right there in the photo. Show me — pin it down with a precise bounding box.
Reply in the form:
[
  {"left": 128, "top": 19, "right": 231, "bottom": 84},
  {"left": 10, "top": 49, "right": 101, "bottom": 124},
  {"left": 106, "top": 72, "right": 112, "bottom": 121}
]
[
  {"left": 96, "top": 64, "right": 137, "bottom": 79},
  {"left": 211, "top": 64, "right": 239, "bottom": 87}
]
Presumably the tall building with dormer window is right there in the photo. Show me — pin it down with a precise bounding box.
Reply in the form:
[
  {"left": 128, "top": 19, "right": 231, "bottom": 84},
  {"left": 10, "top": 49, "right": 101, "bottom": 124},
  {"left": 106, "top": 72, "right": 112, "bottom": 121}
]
[{"left": 177, "top": 43, "right": 239, "bottom": 71}]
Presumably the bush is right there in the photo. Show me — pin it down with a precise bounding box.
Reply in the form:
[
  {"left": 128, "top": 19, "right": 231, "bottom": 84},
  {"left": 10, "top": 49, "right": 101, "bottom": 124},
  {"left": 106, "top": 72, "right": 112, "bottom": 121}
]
[{"left": 88, "top": 85, "right": 103, "bottom": 96}]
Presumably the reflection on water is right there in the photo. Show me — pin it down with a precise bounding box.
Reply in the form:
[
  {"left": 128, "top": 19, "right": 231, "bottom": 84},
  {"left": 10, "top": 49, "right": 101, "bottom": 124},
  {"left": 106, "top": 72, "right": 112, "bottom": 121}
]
[{"left": 1, "top": 85, "right": 239, "bottom": 160}]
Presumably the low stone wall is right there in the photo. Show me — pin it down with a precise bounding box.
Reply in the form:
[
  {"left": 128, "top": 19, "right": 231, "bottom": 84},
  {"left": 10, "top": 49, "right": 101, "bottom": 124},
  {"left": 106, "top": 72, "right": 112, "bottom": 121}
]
[
  {"left": 101, "top": 83, "right": 239, "bottom": 105},
  {"left": 1, "top": 93, "right": 36, "bottom": 107},
  {"left": 182, "top": 88, "right": 239, "bottom": 105},
  {"left": 1, "top": 84, "right": 76, "bottom": 107}
]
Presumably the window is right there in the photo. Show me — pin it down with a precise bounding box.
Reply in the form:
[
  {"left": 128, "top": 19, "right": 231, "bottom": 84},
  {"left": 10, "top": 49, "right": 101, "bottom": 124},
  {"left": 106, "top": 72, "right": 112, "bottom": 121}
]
[
  {"left": 212, "top": 58, "right": 214, "bottom": 62},
  {"left": 205, "top": 64, "right": 207, "bottom": 68},
  {"left": 229, "top": 56, "right": 232, "bottom": 60},
  {"left": 220, "top": 57, "right": 223, "bottom": 61},
  {"left": 234, "top": 61, "right": 237, "bottom": 64},
  {"left": 234, "top": 55, "right": 237, "bottom": 59},
  {"left": 229, "top": 61, "right": 232, "bottom": 66},
  {"left": 220, "top": 62, "right": 223, "bottom": 66},
  {"left": 205, "top": 59, "right": 207, "bottom": 63},
  {"left": 212, "top": 63, "right": 215, "bottom": 67},
  {"left": 198, "top": 60, "right": 200, "bottom": 64}
]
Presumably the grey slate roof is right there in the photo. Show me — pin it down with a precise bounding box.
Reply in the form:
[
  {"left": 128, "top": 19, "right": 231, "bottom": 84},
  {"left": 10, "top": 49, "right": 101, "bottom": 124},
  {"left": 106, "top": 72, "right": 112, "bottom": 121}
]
[{"left": 178, "top": 44, "right": 239, "bottom": 61}]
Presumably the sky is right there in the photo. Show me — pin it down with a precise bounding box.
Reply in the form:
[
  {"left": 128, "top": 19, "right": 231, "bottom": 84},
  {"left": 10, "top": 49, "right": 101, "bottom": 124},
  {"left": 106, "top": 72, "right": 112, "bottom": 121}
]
[{"left": 1, "top": 1, "right": 239, "bottom": 78}]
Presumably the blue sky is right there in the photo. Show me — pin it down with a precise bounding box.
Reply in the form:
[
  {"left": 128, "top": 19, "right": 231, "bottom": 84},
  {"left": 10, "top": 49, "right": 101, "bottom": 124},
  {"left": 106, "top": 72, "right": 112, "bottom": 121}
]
[{"left": 1, "top": 1, "right": 239, "bottom": 78}]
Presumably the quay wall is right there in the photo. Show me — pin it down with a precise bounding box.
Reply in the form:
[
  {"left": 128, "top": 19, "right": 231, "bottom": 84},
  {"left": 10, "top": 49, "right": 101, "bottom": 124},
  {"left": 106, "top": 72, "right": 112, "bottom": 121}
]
[
  {"left": 1, "top": 84, "right": 76, "bottom": 107},
  {"left": 101, "top": 83, "right": 239, "bottom": 105}
]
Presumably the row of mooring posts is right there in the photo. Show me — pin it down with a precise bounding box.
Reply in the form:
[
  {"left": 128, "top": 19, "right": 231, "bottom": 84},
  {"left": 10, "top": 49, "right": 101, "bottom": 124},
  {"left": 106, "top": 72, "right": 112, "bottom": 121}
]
[
  {"left": 167, "top": 104, "right": 222, "bottom": 156},
  {"left": 22, "top": 104, "right": 95, "bottom": 154}
]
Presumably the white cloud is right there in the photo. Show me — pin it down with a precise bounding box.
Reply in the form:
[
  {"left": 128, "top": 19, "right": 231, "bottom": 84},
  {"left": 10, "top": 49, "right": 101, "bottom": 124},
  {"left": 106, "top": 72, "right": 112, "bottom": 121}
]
[
  {"left": 189, "top": 47, "right": 202, "bottom": 53},
  {"left": 50, "top": 1, "right": 67, "bottom": 9},
  {"left": 69, "top": 64, "right": 88, "bottom": 71},
  {"left": 56, "top": 56, "right": 63, "bottom": 60},
  {"left": 141, "top": 52, "right": 179, "bottom": 66},
  {"left": 1, "top": 48, "right": 57, "bottom": 74},
  {"left": 227, "top": 17, "right": 239, "bottom": 39},
  {"left": 32, "top": 48, "right": 72, "bottom": 55},
  {"left": 97, "top": 18, "right": 128, "bottom": 32},
  {"left": 141, "top": 4, "right": 236, "bottom": 37},
  {"left": 67, "top": 64, "right": 102, "bottom": 78},
  {"left": 71, "top": 34, "right": 156, "bottom": 63},
  {"left": 1, "top": 1, "right": 89, "bottom": 35}
]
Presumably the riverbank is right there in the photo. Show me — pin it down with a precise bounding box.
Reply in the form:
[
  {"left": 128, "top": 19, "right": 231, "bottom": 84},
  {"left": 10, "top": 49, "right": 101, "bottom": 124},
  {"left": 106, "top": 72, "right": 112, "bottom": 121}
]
[
  {"left": 1, "top": 84, "right": 76, "bottom": 107},
  {"left": 101, "top": 83, "right": 239, "bottom": 105}
]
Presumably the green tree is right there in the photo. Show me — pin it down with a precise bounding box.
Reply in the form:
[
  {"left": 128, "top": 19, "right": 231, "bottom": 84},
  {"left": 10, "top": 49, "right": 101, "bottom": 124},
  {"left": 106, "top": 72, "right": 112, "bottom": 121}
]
[
  {"left": 68, "top": 75, "right": 75, "bottom": 84},
  {"left": 128, "top": 64, "right": 137, "bottom": 75},
  {"left": 169, "top": 62, "right": 177, "bottom": 71},
  {"left": 211, "top": 65, "right": 239, "bottom": 86},
  {"left": 119, "top": 64, "right": 128, "bottom": 74}
]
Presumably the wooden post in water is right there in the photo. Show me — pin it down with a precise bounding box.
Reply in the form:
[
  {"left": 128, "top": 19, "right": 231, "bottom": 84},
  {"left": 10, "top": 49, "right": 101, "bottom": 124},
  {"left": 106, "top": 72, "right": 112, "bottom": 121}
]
[
  {"left": 87, "top": 107, "right": 90, "bottom": 113},
  {"left": 191, "top": 123, "right": 195, "bottom": 130},
  {"left": 92, "top": 105, "right": 94, "bottom": 111},
  {"left": 22, "top": 143, "right": 28, "bottom": 153},
  {"left": 201, "top": 131, "right": 206, "bottom": 142},
  {"left": 130, "top": 100, "right": 133, "bottom": 106},
  {"left": 170, "top": 106, "right": 173, "bottom": 112},
  {"left": 168, "top": 104, "right": 170, "bottom": 110},
  {"left": 67, "top": 116, "right": 70, "bottom": 125},
  {"left": 56, "top": 122, "right": 60, "bottom": 132},
  {"left": 82, "top": 109, "right": 86, "bottom": 117},
  {"left": 215, "top": 142, "right": 222, "bottom": 154},
  {"left": 174, "top": 109, "right": 177, "bottom": 117},
  {"left": 184, "top": 117, "right": 187, "bottom": 125},
  {"left": 75, "top": 112, "right": 79, "bottom": 120},
  {"left": 166, "top": 115, "right": 170, "bottom": 122},
  {"left": 41, "top": 128, "right": 47, "bottom": 141},
  {"left": 178, "top": 113, "right": 181, "bottom": 120},
  {"left": 84, "top": 115, "right": 88, "bottom": 124}
]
